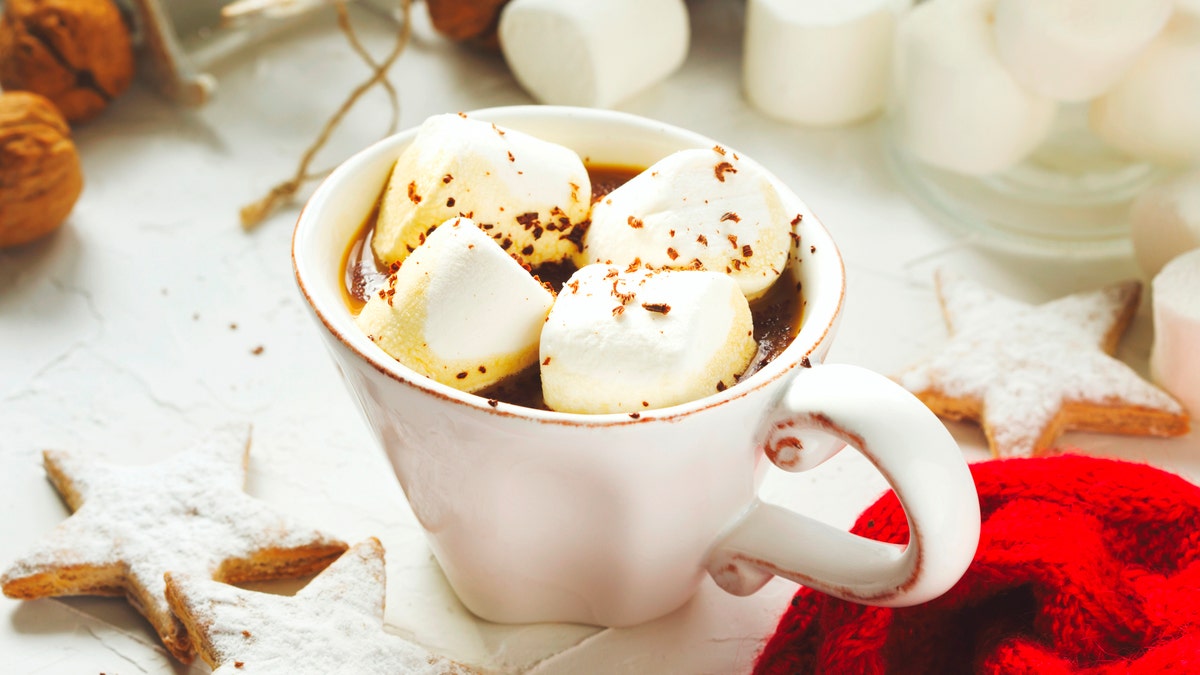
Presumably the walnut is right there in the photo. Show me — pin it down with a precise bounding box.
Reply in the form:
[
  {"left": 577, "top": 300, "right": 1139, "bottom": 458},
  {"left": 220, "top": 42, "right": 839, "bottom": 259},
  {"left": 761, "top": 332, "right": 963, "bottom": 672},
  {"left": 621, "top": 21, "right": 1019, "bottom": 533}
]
[
  {"left": 0, "top": 91, "right": 83, "bottom": 248},
  {"left": 0, "top": 0, "right": 134, "bottom": 124},
  {"left": 426, "top": 0, "right": 511, "bottom": 48}
]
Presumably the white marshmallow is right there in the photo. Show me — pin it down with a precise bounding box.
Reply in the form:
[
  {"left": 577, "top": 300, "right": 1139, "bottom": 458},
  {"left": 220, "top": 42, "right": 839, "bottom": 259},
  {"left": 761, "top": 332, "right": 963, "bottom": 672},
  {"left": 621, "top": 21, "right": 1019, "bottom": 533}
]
[
  {"left": 357, "top": 218, "right": 554, "bottom": 393},
  {"left": 373, "top": 113, "right": 591, "bottom": 268},
  {"left": 744, "top": 0, "right": 911, "bottom": 127},
  {"left": 893, "top": 0, "right": 1057, "bottom": 175},
  {"left": 1089, "top": 12, "right": 1200, "bottom": 166},
  {"left": 1131, "top": 170, "right": 1200, "bottom": 278},
  {"left": 991, "top": 0, "right": 1173, "bottom": 102},
  {"left": 580, "top": 148, "right": 792, "bottom": 300},
  {"left": 1151, "top": 248, "right": 1200, "bottom": 416},
  {"left": 498, "top": 0, "right": 689, "bottom": 108},
  {"left": 540, "top": 265, "right": 756, "bottom": 414}
]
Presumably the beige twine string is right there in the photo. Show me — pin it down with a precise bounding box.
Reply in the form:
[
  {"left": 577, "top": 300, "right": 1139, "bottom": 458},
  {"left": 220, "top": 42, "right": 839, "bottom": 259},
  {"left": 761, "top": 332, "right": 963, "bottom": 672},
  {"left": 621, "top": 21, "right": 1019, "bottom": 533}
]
[{"left": 240, "top": 0, "right": 413, "bottom": 230}]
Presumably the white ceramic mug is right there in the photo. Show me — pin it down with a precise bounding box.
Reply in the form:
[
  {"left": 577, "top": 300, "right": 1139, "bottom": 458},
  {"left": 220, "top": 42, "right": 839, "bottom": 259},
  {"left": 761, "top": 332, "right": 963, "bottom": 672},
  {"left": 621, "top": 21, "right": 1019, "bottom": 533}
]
[{"left": 293, "top": 106, "right": 980, "bottom": 627}]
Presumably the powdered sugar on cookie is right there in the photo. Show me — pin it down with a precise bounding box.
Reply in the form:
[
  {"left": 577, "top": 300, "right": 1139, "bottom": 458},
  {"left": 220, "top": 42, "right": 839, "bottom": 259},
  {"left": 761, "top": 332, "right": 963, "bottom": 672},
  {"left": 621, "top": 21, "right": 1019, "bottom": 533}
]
[
  {"left": 0, "top": 426, "right": 347, "bottom": 661},
  {"left": 165, "top": 538, "right": 472, "bottom": 675},
  {"left": 899, "top": 272, "right": 1188, "bottom": 458}
]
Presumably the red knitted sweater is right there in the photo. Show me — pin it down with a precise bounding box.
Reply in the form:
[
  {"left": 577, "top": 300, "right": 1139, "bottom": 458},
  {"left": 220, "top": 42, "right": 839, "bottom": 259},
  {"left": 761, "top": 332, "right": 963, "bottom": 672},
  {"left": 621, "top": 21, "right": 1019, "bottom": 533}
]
[{"left": 753, "top": 455, "right": 1200, "bottom": 674}]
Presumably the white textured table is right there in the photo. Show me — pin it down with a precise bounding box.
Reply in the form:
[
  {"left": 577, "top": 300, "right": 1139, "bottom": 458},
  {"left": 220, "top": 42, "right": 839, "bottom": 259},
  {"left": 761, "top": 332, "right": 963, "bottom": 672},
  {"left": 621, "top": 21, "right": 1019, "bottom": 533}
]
[{"left": 2, "top": 2, "right": 1197, "bottom": 673}]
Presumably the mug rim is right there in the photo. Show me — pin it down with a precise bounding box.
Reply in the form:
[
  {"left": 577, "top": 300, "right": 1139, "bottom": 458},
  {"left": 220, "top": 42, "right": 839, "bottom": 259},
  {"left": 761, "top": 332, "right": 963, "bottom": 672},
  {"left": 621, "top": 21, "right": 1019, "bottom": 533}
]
[{"left": 292, "top": 105, "right": 846, "bottom": 427}]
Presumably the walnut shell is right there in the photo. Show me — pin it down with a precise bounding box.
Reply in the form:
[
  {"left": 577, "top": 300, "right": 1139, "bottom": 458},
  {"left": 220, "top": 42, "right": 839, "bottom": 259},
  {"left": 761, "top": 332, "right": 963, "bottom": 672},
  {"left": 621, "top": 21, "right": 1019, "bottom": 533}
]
[
  {"left": 0, "top": 0, "right": 134, "bottom": 124},
  {"left": 426, "top": 0, "right": 511, "bottom": 49},
  {"left": 0, "top": 91, "right": 83, "bottom": 248}
]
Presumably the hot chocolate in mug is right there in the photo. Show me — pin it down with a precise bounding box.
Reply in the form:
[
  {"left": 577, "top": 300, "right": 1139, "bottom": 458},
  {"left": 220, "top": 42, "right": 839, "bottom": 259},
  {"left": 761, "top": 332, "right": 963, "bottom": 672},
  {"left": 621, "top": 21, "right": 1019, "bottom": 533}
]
[{"left": 293, "top": 106, "right": 980, "bottom": 626}]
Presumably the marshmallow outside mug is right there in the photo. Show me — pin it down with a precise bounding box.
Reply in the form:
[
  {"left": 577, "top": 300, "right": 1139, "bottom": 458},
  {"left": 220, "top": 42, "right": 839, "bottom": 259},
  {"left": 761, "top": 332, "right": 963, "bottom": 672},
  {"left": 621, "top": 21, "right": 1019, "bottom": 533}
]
[{"left": 292, "top": 106, "right": 981, "bottom": 626}]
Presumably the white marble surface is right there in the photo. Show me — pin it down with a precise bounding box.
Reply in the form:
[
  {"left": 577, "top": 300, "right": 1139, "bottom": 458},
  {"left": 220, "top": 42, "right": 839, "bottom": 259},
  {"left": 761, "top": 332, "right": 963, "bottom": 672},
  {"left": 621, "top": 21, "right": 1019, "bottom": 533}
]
[{"left": 2, "top": 2, "right": 1197, "bottom": 673}]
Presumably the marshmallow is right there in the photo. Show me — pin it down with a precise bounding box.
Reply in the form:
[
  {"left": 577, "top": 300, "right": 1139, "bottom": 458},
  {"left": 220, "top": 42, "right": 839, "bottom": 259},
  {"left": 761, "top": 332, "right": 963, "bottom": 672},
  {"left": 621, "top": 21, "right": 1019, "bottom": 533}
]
[
  {"left": 540, "top": 265, "right": 756, "bottom": 414},
  {"left": 498, "top": 0, "right": 689, "bottom": 108},
  {"left": 743, "top": 0, "right": 911, "bottom": 127},
  {"left": 1089, "top": 11, "right": 1200, "bottom": 166},
  {"left": 991, "top": 0, "right": 1173, "bottom": 102},
  {"left": 357, "top": 218, "right": 554, "bottom": 393},
  {"left": 1131, "top": 170, "right": 1200, "bottom": 278},
  {"left": 373, "top": 113, "right": 591, "bottom": 268},
  {"left": 1151, "top": 248, "right": 1200, "bottom": 416},
  {"left": 893, "top": 0, "right": 1057, "bottom": 176},
  {"left": 579, "top": 148, "right": 791, "bottom": 300}
]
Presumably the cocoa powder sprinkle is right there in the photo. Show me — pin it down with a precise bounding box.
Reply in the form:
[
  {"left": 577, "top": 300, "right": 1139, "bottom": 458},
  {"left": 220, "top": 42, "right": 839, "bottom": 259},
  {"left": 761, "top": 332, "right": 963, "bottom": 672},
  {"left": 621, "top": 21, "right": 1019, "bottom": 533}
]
[
  {"left": 714, "top": 162, "right": 737, "bottom": 182},
  {"left": 721, "top": 212, "right": 741, "bottom": 223},
  {"left": 666, "top": 247, "right": 679, "bottom": 260},
  {"left": 407, "top": 181, "right": 421, "bottom": 204},
  {"left": 627, "top": 216, "right": 644, "bottom": 229},
  {"left": 697, "top": 234, "right": 708, "bottom": 246}
]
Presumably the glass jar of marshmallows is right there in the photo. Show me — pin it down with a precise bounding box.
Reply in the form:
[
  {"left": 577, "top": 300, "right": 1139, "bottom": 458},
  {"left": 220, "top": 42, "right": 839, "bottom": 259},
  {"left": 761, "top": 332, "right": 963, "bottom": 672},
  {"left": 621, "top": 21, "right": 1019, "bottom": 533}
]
[{"left": 885, "top": 0, "right": 1200, "bottom": 255}]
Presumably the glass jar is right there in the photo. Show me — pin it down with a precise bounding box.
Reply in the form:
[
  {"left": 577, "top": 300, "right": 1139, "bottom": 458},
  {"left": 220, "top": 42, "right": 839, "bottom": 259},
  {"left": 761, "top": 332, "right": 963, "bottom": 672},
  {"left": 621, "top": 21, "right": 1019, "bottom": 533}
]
[{"left": 885, "top": 0, "right": 1199, "bottom": 256}]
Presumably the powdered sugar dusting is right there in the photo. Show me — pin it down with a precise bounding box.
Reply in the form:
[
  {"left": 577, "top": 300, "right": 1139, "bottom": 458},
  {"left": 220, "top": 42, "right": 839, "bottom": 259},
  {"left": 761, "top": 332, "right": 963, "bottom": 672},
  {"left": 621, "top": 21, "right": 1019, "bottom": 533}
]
[
  {"left": 900, "top": 273, "right": 1184, "bottom": 458},
  {"left": 167, "top": 539, "right": 470, "bottom": 675},
  {"left": 0, "top": 425, "right": 346, "bottom": 658}
]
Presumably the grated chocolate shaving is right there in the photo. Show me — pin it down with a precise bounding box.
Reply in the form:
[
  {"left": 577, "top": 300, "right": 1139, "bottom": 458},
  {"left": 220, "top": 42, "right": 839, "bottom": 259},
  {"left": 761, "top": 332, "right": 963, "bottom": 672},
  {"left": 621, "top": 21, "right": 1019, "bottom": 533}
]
[
  {"left": 642, "top": 302, "right": 671, "bottom": 314},
  {"left": 714, "top": 161, "right": 737, "bottom": 182}
]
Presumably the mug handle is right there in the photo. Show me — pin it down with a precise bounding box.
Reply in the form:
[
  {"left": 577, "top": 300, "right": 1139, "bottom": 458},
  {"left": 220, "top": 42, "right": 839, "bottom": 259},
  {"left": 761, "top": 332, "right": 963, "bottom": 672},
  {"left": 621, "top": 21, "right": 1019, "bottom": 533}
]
[{"left": 705, "top": 363, "right": 980, "bottom": 606}]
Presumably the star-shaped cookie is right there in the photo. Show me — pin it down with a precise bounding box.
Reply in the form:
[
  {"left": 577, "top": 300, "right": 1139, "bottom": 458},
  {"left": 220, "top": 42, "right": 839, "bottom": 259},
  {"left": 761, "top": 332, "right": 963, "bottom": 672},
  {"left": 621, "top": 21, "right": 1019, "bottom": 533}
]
[
  {"left": 898, "top": 272, "right": 1189, "bottom": 458},
  {"left": 0, "top": 427, "right": 348, "bottom": 661},
  {"left": 165, "top": 538, "right": 473, "bottom": 674}
]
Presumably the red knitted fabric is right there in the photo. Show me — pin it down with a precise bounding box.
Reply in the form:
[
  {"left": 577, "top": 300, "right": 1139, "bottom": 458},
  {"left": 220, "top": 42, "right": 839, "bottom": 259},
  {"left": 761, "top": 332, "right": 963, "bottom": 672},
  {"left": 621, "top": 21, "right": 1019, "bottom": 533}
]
[{"left": 753, "top": 454, "right": 1200, "bottom": 674}]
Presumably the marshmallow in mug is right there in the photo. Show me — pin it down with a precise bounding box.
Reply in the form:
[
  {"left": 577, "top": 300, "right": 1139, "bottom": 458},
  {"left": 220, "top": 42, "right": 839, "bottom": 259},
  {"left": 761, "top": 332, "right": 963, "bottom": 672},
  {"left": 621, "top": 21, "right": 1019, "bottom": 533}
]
[
  {"left": 356, "top": 217, "right": 554, "bottom": 393},
  {"left": 1090, "top": 9, "right": 1200, "bottom": 167},
  {"left": 743, "top": 0, "right": 911, "bottom": 127},
  {"left": 1131, "top": 170, "right": 1200, "bottom": 278},
  {"left": 991, "top": 0, "right": 1173, "bottom": 102},
  {"left": 1151, "top": 248, "right": 1200, "bottom": 417},
  {"left": 540, "top": 265, "right": 756, "bottom": 414},
  {"left": 498, "top": 0, "right": 689, "bottom": 108},
  {"left": 372, "top": 114, "right": 592, "bottom": 268},
  {"left": 580, "top": 147, "right": 793, "bottom": 301},
  {"left": 893, "top": 0, "right": 1056, "bottom": 175}
]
